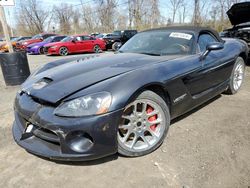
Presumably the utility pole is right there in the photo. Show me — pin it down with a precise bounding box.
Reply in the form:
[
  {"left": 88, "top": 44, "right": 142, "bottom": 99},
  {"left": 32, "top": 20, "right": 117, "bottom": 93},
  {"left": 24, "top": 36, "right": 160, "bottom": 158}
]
[{"left": 0, "top": 5, "right": 14, "bottom": 53}]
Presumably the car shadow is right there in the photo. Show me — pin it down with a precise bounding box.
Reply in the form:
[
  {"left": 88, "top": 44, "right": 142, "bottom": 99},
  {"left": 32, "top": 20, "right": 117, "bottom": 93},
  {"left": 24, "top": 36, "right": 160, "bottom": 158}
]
[
  {"left": 171, "top": 95, "right": 221, "bottom": 125},
  {"left": 34, "top": 153, "right": 119, "bottom": 166},
  {"left": 247, "top": 58, "right": 250, "bottom": 66}
]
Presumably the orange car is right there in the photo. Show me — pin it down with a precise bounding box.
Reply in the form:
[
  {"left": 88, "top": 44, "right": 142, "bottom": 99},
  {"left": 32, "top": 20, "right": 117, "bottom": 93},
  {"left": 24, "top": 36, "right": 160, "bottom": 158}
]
[{"left": 0, "top": 37, "right": 31, "bottom": 52}]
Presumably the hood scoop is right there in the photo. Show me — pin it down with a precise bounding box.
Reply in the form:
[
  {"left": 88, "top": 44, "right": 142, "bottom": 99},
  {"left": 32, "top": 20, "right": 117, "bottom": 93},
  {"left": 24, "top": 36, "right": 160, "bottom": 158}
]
[{"left": 32, "top": 77, "right": 53, "bottom": 90}]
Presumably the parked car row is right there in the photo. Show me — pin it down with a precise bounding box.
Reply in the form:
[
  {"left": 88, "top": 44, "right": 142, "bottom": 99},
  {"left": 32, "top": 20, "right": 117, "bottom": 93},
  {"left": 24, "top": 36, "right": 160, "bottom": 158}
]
[
  {"left": 0, "top": 30, "right": 138, "bottom": 56},
  {"left": 96, "top": 30, "right": 137, "bottom": 50},
  {"left": 0, "top": 36, "right": 31, "bottom": 52}
]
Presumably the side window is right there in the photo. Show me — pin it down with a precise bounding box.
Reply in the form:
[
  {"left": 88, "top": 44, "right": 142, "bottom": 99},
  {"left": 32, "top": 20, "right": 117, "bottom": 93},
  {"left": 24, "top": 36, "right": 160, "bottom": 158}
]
[
  {"left": 83, "top": 36, "right": 91, "bottom": 40},
  {"left": 198, "top": 33, "right": 217, "bottom": 52},
  {"left": 43, "top": 34, "right": 52, "bottom": 39},
  {"left": 75, "top": 36, "right": 82, "bottom": 41}
]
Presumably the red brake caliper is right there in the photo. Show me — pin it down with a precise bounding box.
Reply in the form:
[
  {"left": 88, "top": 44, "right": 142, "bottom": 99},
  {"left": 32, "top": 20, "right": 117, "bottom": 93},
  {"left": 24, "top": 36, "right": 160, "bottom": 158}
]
[{"left": 146, "top": 106, "right": 157, "bottom": 131}]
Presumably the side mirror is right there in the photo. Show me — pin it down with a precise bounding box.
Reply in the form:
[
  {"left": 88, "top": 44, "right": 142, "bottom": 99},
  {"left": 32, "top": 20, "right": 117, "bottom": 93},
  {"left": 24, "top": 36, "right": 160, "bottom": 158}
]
[
  {"left": 72, "top": 39, "right": 76, "bottom": 43},
  {"left": 200, "top": 42, "right": 224, "bottom": 60}
]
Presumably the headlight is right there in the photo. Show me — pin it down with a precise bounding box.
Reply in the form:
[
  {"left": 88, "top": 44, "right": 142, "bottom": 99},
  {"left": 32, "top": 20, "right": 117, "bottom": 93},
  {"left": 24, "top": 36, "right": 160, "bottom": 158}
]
[{"left": 54, "top": 92, "right": 112, "bottom": 117}]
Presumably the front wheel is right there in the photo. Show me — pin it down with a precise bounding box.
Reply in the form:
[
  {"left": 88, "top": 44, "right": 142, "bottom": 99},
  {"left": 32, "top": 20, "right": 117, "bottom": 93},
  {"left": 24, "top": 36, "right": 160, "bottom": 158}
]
[
  {"left": 225, "top": 57, "right": 245, "bottom": 94},
  {"left": 38, "top": 47, "right": 44, "bottom": 55},
  {"left": 118, "top": 90, "right": 170, "bottom": 157},
  {"left": 59, "top": 47, "right": 69, "bottom": 56},
  {"left": 112, "top": 42, "right": 122, "bottom": 51}
]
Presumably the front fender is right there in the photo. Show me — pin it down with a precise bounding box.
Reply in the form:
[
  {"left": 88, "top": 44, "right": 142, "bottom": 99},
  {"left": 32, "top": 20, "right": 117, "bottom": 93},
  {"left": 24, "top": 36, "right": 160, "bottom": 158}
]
[{"left": 63, "top": 66, "right": 169, "bottom": 112}]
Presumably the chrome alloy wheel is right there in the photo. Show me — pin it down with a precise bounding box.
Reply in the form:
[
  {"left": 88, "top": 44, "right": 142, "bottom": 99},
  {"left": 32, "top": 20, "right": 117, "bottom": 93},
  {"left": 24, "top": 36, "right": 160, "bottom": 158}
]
[
  {"left": 233, "top": 61, "right": 244, "bottom": 91},
  {"left": 118, "top": 99, "right": 166, "bottom": 152},
  {"left": 59, "top": 47, "right": 68, "bottom": 56}
]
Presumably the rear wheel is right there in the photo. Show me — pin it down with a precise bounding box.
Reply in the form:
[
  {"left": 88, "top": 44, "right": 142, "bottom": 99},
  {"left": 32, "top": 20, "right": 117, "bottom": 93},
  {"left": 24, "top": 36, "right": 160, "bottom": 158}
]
[
  {"left": 59, "top": 47, "right": 68, "bottom": 56},
  {"left": 225, "top": 57, "right": 245, "bottom": 94},
  {"left": 118, "top": 90, "right": 170, "bottom": 157}
]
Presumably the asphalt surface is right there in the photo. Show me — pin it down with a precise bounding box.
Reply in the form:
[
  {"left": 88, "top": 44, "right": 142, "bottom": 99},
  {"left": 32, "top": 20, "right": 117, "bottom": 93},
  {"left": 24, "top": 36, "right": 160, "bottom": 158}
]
[{"left": 0, "top": 53, "right": 249, "bottom": 188}]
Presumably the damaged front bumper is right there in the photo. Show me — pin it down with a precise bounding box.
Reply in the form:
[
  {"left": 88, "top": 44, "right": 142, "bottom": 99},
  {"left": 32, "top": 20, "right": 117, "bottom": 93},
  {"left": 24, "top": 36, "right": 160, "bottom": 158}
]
[{"left": 13, "top": 92, "right": 123, "bottom": 161}]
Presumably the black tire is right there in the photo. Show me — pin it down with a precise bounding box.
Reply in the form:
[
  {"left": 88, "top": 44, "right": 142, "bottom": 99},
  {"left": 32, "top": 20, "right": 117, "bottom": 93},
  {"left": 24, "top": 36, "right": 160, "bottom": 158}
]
[
  {"left": 112, "top": 42, "right": 122, "bottom": 51},
  {"left": 118, "top": 90, "right": 170, "bottom": 157},
  {"left": 38, "top": 47, "right": 44, "bottom": 55},
  {"left": 59, "top": 47, "right": 68, "bottom": 56},
  {"left": 93, "top": 45, "right": 101, "bottom": 53},
  {"left": 13, "top": 46, "right": 17, "bottom": 52},
  {"left": 224, "top": 57, "right": 245, "bottom": 95}
]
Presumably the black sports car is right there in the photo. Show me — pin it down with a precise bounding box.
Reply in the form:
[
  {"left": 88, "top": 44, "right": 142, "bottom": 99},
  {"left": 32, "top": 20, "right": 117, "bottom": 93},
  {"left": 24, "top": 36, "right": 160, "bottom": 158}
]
[
  {"left": 13, "top": 26, "right": 248, "bottom": 161},
  {"left": 222, "top": 2, "right": 250, "bottom": 57}
]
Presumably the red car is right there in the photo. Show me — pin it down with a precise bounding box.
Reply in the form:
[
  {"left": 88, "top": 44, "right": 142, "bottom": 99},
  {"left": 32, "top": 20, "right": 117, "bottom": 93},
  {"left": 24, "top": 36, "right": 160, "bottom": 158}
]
[
  {"left": 43, "top": 35, "right": 106, "bottom": 56},
  {"left": 16, "top": 33, "right": 56, "bottom": 51}
]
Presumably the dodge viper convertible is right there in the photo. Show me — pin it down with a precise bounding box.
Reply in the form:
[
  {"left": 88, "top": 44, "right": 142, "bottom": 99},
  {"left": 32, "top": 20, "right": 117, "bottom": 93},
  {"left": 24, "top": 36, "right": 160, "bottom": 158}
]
[
  {"left": 13, "top": 26, "right": 248, "bottom": 161},
  {"left": 43, "top": 35, "right": 106, "bottom": 56}
]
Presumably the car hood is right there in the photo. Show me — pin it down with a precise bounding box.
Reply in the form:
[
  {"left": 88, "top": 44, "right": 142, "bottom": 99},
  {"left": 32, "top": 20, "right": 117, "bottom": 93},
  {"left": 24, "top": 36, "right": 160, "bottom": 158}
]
[
  {"left": 28, "top": 41, "right": 47, "bottom": 48},
  {"left": 22, "top": 53, "right": 182, "bottom": 104},
  {"left": 23, "top": 39, "right": 42, "bottom": 45},
  {"left": 227, "top": 2, "right": 250, "bottom": 26}
]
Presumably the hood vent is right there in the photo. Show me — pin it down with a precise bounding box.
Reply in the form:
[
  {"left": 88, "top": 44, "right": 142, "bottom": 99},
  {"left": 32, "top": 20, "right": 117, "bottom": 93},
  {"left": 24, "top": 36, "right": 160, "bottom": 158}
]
[{"left": 32, "top": 77, "right": 53, "bottom": 90}]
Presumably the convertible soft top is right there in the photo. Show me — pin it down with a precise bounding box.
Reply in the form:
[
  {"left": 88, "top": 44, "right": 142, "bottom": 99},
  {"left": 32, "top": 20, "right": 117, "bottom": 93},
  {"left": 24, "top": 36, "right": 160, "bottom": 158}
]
[{"left": 143, "top": 26, "right": 223, "bottom": 43}]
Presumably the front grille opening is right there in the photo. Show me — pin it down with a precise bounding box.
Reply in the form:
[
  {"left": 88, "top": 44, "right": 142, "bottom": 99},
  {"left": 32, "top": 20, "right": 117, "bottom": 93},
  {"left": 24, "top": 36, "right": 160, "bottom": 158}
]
[{"left": 33, "top": 127, "right": 60, "bottom": 145}]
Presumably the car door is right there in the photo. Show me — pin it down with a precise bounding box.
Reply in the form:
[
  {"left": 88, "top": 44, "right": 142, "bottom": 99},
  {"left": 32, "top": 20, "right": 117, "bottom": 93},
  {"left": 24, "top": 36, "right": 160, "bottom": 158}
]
[
  {"left": 184, "top": 32, "right": 233, "bottom": 96},
  {"left": 70, "top": 36, "right": 83, "bottom": 53},
  {"left": 82, "top": 36, "right": 94, "bottom": 52}
]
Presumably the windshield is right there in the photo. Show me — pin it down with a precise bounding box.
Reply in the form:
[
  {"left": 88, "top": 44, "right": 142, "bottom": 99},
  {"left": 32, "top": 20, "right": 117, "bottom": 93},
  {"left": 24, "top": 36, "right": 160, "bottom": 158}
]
[
  {"left": 11, "top": 37, "right": 20, "bottom": 42},
  {"left": 43, "top": 36, "right": 55, "bottom": 42},
  {"left": 113, "top": 31, "right": 122, "bottom": 36},
  {"left": 32, "top": 34, "right": 42, "bottom": 39},
  {"left": 61, "top": 36, "right": 74, "bottom": 42},
  {"left": 96, "top": 34, "right": 105, "bottom": 38},
  {"left": 119, "top": 31, "right": 194, "bottom": 56}
]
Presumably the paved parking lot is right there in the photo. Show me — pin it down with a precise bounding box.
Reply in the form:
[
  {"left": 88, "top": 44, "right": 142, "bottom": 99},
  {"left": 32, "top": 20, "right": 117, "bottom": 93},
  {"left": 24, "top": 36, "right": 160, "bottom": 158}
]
[{"left": 0, "top": 54, "right": 250, "bottom": 188}]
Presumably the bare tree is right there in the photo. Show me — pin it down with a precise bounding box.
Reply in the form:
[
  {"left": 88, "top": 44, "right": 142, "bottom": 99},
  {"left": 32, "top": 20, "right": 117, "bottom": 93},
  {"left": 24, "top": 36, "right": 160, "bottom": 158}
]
[
  {"left": 178, "top": 1, "right": 187, "bottom": 24},
  {"left": 72, "top": 10, "right": 81, "bottom": 34},
  {"left": 17, "top": 0, "right": 50, "bottom": 35},
  {"left": 127, "top": 0, "right": 153, "bottom": 30},
  {"left": 53, "top": 4, "right": 74, "bottom": 34},
  {"left": 150, "top": 0, "right": 161, "bottom": 28},
  {"left": 193, "top": 0, "right": 201, "bottom": 26},
  {"left": 96, "top": 0, "right": 117, "bottom": 32},
  {"left": 81, "top": 4, "right": 98, "bottom": 33},
  {"left": 169, "top": 0, "right": 184, "bottom": 23}
]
